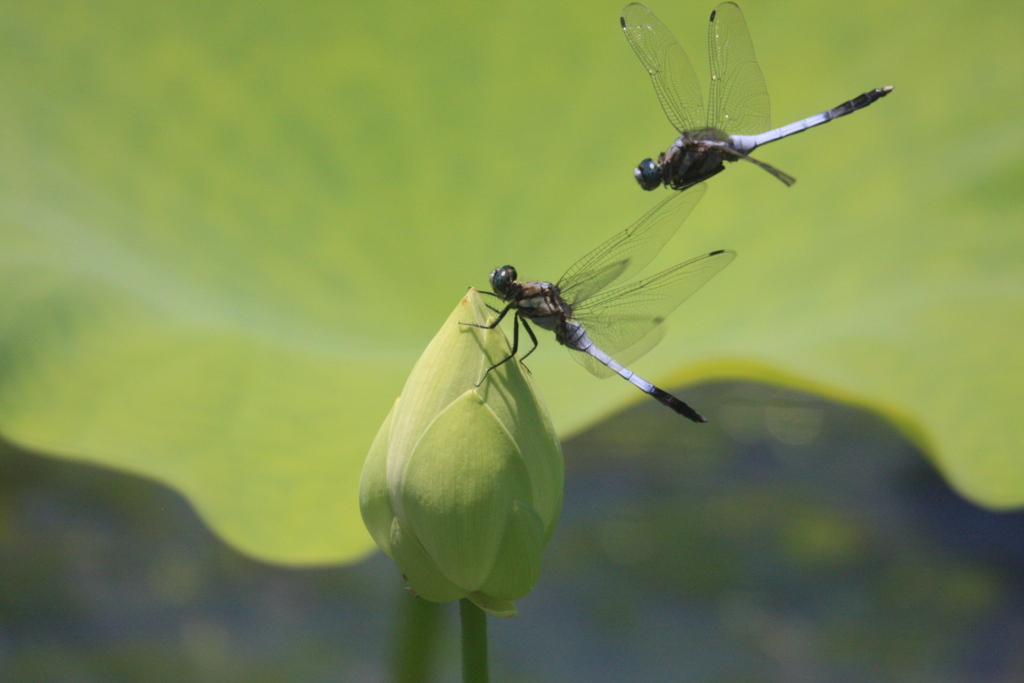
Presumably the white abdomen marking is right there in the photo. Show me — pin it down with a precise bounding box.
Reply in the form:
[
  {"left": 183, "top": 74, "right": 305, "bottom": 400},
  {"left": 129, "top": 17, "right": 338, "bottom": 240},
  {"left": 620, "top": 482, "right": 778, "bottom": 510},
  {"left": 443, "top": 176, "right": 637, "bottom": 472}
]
[{"left": 562, "top": 321, "right": 655, "bottom": 393}]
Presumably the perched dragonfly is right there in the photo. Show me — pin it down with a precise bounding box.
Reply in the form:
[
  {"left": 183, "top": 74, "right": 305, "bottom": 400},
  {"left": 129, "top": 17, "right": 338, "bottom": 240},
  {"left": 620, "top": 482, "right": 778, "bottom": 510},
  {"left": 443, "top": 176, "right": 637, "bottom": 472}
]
[
  {"left": 465, "top": 184, "right": 733, "bottom": 423},
  {"left": 621, "top": 2, "right": 893, "bottom": 191}
]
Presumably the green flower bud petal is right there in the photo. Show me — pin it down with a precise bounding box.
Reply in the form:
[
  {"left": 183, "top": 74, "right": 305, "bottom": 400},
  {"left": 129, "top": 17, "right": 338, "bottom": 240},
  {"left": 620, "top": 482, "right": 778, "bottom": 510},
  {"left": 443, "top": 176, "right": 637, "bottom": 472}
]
[
  {"left": 385, "top": 293, "right": 508, "bottom": 507},
  {"left": 402, "top": 389, "right": 532, "bottom": 590},
  {"left": 471, "top": 368, "right": 563, "bottom": 543},
  {"left": 389, "top": 517, "right": 467, "bottom": 603},
  {"left": 359, "top": 291, "right": 564, "bottom": 615},
  {"left": 467, "top": 592, "right": 518, "bottom": 619},
  {"left": 477, "top": 499, "right": 544, "bottom": 600},
  {"left": 358, "top": 398, "right": 398, "bottom": 558}
]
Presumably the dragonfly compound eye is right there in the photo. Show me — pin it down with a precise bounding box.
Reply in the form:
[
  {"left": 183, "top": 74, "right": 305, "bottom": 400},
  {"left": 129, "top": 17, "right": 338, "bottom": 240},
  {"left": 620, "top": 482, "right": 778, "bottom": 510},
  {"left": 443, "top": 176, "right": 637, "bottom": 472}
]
[
  {"left": 635, "top": 159, "right": 661, "bottom": 191},
  {"left": 489, "top": 265, "right": 517, "bottom": 296}
]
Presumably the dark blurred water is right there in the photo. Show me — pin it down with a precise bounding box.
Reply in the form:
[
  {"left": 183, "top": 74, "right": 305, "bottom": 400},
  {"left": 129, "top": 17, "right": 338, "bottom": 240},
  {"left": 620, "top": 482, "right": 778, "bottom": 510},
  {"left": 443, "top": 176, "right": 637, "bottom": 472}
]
[{"left": 1, "top": 382, "right": 1022, "bottom": 682}]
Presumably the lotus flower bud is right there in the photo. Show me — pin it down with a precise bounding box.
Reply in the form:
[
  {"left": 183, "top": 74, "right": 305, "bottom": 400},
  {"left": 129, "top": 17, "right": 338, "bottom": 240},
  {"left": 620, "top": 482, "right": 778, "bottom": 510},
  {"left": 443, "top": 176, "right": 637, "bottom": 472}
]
[{"left": 359, "top": 290, "right": 564, "bottom": 618}]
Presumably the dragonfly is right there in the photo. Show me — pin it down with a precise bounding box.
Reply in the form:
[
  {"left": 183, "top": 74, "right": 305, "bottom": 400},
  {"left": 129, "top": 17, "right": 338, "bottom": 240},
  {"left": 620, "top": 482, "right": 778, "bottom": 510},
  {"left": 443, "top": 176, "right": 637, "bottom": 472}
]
[
  {"left": 465, "top": 184, "right": 733, "bottom": 423},
  {"left": 621, "top": 2, "right": 893, "bottom": 191}
]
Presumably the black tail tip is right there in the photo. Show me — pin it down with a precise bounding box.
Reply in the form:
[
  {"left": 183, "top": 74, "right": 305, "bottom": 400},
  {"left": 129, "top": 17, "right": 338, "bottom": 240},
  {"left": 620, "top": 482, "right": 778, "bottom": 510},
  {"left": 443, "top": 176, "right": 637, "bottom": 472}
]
[
  {"left": 651, "top": 387, "right": 707, "bottom": 423},
  {"left": 682, "top": 408, "right": 707, "bottom": 424}
]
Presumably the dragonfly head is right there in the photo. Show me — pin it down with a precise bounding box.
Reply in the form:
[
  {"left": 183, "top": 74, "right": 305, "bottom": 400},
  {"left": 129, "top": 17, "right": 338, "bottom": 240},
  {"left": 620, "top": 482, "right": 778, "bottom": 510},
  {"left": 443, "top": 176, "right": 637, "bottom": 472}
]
[
  {"left": 634, "top": 158, "right": 661, "bottom": 191},
  {"left": 489, "top": 265, "right": 518, "bottom": 299}
]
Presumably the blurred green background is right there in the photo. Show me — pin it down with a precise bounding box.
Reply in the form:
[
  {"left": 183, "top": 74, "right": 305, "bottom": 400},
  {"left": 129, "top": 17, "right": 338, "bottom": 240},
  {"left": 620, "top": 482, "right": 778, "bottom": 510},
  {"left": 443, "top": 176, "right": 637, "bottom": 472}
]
[
  {"left": 1, "top": 0, "right": 1022, "bottom": 679},
  {"left": 3, "top": 387, "right": 1023, "bottom": 681}
]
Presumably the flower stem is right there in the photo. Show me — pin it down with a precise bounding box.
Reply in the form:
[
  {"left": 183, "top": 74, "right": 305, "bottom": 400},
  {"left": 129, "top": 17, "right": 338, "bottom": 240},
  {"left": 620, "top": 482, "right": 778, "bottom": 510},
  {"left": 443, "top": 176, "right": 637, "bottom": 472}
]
[
  {"left": 392, "top": 592, "right": 442, "bottom": 683},
  {"left": 460, "top": 598, "right": 489, "bottom": 683}
]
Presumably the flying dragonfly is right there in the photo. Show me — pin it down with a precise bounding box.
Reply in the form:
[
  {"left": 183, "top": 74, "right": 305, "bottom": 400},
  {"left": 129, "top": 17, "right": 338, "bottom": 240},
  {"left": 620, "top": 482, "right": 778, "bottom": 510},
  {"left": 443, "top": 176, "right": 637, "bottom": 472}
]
[
  {"left": 465, "top": 184, "right": 733, "bottom": 423},
  {"left": 621, "top": 2, "right": 893, "bottom": 191}
]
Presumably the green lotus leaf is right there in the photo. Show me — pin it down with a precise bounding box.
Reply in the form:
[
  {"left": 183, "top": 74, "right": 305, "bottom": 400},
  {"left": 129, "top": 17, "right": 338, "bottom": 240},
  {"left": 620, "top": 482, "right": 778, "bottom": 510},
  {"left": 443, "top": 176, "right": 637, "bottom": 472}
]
[{"left": 0, "top": 0, "right": 1020, "bottom": 565}]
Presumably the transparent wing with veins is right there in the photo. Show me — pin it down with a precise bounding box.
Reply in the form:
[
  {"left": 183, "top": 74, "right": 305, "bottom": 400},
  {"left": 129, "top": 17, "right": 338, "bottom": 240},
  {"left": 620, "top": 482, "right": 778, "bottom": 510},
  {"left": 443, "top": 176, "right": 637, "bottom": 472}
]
[
  {"left": 621, "top": 2, "right": 705, "bottom": 133},
  {"left": 568, "top": 249, "right": 735, "bottom": 378},
  {"left": 557, "top": 184, "right": 706, "bottom": 305},
  {"left": 707, "top": 2, "right": 771, "bottom": 136}
]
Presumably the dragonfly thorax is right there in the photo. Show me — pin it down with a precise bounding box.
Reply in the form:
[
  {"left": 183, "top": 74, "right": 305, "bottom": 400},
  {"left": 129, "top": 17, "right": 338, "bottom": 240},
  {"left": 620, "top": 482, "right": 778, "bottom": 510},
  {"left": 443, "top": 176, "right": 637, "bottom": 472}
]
[
  {"left": 656, "top": 138, "right": 730, "bottom": 191},
  {"left": 686, "top": 128, "right": 731, "bottom": 142},
  {"left": 635, "top": 135, "right": 735, "bottom": 191},
  {"left": 513, "top": 281, "right": 569, "bottom": 332}
]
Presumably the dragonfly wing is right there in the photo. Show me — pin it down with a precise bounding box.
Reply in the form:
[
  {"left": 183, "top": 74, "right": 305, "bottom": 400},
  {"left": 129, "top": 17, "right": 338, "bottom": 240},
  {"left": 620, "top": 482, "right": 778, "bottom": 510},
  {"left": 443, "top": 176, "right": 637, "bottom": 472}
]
[
  {"left": 621, "top": 3, "right": 705, "bottom": 133},
  {"left": 566, "top": 324, "right": 668, "bottom": 379},
  {"left": 558, "top": 184, "right": 706, "bottom": 305},
  {"left": 571, "top": 249, "right": 736, "bottom": 358},
  {"left": 707, "top": 2, "right": 771, "bottom": 136}
]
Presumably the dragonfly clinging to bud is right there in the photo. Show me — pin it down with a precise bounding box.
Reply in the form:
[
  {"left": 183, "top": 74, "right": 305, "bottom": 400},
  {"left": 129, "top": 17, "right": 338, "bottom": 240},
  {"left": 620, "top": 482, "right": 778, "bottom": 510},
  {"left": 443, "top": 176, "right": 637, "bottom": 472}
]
[{"left": 465, "top": 184, "right": 733, "bottom": 423}]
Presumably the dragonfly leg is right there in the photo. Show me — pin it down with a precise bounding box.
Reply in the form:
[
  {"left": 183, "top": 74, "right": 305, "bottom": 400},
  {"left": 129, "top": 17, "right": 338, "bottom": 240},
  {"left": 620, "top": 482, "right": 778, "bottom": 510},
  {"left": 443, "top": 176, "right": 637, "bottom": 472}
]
[
  {"left": 724, "top": 148, "right": 795, "bottom": 186},
  {"left": 471, "top": 290, "right": 504, "bottom": 314},
  {"left": 460, "top": 302, "right": 513, "bottom": 330},
  {"left": 474, "top": 313, "right": 521, "bottom": 387},
  {"left": 517, "top": 318, "right": 540, "bottom": 364}
]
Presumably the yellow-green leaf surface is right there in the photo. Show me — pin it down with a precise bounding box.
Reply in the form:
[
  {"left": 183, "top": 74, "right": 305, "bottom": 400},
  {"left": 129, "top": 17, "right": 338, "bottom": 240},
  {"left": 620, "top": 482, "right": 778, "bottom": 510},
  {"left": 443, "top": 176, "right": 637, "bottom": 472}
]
[{"left": 1, "top": 0, "right": 1021, "bottom": 564}]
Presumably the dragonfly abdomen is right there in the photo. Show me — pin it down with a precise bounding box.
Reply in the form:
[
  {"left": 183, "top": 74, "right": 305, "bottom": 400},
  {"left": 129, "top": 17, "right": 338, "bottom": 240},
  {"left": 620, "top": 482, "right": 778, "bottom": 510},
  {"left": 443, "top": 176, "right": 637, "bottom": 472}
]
[
  {"left": 561, "top": 321, "right": 654, "bottom": 392},
  {"left": 649, "top": 387, "right": 707, "bottom": 423},
  {"left": 563, "top": 321, "right": 706, "bottom": 423},
  {"left": 734, "top": 86, "right": 895, "bottom": 152}
]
